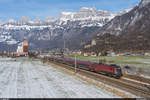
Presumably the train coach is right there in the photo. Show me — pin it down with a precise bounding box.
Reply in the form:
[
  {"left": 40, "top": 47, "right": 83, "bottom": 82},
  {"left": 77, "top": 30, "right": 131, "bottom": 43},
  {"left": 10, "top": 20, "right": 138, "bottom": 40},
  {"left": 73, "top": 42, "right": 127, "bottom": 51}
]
[{"left": 48, "top": 57, "right": 123, "bottom": 78}]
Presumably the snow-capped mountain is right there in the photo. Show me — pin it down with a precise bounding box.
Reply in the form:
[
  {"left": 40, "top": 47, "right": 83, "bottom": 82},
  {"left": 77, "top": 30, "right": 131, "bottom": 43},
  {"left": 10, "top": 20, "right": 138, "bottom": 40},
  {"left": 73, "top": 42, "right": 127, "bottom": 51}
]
[
  {"left": 58, "top": 7, "right": 115, "bottom": 27},
  {"left": 0, "top": 7, "right": 115, "bottom": 51},
  {"left": 0, "top": 7, "right": 114, "bottom": 28},
  {"left": 59, "top": 8, "right": 114, "bottom": 21}
]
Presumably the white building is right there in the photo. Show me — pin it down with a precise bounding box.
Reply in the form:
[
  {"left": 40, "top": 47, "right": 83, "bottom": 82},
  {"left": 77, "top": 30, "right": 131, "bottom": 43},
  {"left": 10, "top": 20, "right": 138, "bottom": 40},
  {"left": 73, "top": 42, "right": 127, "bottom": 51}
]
[
  {"left": 17, "top": 42, "right": 23, "bottom": 53},
  {"left": 91, "top": 39, "right": 96, "bottom": 46}
]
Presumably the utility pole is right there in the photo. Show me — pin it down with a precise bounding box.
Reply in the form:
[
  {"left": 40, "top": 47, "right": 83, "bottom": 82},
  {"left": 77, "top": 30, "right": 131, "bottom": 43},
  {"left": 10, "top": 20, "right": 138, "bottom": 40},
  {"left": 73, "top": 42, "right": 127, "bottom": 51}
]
[
  {"left": 8, "top": 45, "right": 10, "bottom": 57},
  {"left": 98, "top": 56, "right": 100, "bottom": 64},
  {"left": 63, "top": 33, "right": 66, "bottom": 58},
  {"left": 64, "top": 39, "right": 66, "bottom": 53},
  {"left": 75, "top": 55, "right": 77, "bottom": 73}
]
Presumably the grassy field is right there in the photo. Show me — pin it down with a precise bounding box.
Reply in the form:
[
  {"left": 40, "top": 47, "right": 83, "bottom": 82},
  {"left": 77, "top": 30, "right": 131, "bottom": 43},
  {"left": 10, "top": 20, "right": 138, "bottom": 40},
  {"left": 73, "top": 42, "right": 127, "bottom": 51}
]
[{"left": 67, "top": 55, "right": 150, "bottom": 69}]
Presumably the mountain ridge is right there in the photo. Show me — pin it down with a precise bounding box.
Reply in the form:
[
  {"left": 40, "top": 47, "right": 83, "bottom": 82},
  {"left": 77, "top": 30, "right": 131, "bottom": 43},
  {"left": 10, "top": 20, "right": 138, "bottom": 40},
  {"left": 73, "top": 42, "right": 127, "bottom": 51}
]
[{"left": 0, "top": 7, "right": 115, "bottom": 51}]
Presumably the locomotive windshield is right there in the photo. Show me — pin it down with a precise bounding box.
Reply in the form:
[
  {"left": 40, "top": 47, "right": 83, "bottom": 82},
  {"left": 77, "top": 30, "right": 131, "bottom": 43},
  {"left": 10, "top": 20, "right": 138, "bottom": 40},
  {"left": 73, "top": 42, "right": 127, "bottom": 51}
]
[
  {"left": 111, "top": 64, "right": 122, "bottom": 76},
  {"left": 116, "top": 68, "right": 122, "bottom": 76}
]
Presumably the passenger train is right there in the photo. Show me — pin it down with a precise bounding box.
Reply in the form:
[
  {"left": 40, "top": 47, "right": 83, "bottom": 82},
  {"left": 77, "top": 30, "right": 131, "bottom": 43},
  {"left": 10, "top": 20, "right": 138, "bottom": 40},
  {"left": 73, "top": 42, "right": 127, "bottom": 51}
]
[{"left": 45, "top": 57, "right": 123, "bottom": 79}]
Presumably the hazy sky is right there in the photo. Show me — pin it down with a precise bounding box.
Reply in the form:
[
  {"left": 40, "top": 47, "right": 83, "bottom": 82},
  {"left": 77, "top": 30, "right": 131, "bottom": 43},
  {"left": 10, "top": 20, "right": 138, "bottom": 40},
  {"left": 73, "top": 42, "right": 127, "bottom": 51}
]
[{"left": 0, "top": 0, "right": 141, "bottom": 21}]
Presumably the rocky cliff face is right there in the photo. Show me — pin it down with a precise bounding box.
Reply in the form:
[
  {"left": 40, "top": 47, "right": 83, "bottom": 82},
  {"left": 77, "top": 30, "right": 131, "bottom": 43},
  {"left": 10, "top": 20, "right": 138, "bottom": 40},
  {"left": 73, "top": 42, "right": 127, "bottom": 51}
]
[{"left": 96, "top": 0, "right": 150, "bottom": 36}]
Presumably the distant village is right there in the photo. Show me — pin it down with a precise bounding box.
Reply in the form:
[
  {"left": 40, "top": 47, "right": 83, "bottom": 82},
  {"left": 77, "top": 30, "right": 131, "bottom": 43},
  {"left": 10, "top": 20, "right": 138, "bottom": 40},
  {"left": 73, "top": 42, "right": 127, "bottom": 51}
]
[
  {"left": 0, "top": 40, "right": 28, "bottom": 57},
  {"left": 0, "top": 37, "right": 150, "bottom": 57}
]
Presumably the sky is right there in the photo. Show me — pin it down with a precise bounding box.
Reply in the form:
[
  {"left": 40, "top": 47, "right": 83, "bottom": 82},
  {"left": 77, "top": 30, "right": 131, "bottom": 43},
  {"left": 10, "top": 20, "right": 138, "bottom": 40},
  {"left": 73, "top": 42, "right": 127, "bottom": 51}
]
[{"left": 0, "top": 0, "right": 141, "bottom": 21}]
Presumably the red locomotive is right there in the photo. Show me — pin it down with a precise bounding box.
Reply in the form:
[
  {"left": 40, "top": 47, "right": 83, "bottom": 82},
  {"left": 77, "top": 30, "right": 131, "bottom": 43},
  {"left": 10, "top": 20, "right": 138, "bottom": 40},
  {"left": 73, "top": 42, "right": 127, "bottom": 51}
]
[{"left": 47, "top": 57, "right": 123, "bottom": 78}]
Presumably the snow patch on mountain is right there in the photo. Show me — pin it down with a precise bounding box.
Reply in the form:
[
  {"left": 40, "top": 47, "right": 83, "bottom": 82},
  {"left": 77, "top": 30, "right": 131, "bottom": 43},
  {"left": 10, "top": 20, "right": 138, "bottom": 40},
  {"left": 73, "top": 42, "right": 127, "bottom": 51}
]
[
  {"left": 6, "top": 40, "right": 18, "bottom": 45},
  {"left": 1, "top": 24, "right": 52, "bottom": 30},
  {"left": 0, "top": 7, "right": 116, "bottom": 46},
  {"left": 58, "top": 7, "right": 115, "bottom": 21},
  {"left": 57, "top": 7, "right": 115, "bottom": 28},
  {"left": 58, "top": 12, "right": 75, "bottom": 21}
]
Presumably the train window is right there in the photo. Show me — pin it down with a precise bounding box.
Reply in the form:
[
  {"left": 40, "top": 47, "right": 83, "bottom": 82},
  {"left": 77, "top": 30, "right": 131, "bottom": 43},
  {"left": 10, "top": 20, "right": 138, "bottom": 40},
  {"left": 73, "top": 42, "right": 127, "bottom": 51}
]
[
  {"left": 92, "top": 64, "right": 97, "bottom": 68},
  {"left": 79, "top": 64, "right": 88, "bottom": 67}
]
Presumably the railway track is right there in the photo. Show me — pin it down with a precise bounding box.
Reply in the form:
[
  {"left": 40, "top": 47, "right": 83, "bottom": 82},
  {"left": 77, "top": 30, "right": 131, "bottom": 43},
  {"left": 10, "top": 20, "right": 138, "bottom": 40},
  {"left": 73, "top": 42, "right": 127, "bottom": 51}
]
[
  {"left": 41, "top": 58, "right": 150, "bottom": 98},
  {"left": 123, "top": 74, "right": 150, "bottom": 85}
]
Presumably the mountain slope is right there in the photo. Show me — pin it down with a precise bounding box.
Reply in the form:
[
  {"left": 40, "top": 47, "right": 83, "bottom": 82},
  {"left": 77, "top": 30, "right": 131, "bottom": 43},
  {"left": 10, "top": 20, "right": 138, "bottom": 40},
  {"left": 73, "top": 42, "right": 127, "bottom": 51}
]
[
  {"left": 83, "top": 0, "right": 150, "bottom": 54},
  {"left": 97, "top": 0, "right": 150, "bottom": 36},
  {"left": 0, "top": 7, "right": 114, "bottom": 51}
]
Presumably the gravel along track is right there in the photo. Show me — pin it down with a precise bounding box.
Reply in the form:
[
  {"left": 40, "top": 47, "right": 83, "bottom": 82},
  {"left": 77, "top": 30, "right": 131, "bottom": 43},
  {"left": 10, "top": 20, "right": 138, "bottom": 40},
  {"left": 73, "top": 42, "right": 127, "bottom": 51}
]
[
  {"left": 44, "top": 59, "right": 150, "bottom": 98},
  {"left": 123, "top": 74, "right": 150, "bottom": 85}
]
